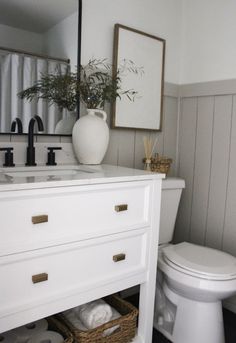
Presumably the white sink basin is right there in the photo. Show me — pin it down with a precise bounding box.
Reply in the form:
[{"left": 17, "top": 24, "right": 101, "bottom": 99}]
[{"left": 1, "top": 166, "right": 95, "bottom": 179}]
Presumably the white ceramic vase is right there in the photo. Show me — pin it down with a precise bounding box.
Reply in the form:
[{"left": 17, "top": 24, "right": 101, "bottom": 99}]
[{"left": 72, "top": 108, "right": 109, "bottom": 164}]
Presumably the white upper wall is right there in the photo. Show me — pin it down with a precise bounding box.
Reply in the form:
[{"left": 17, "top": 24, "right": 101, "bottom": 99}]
[
  {"left": 0, "top": 12, "right": 78, "bottom": 67},
  {"left": 82, "top": 0, "right": 183, "bottom": 84},
  {"left": 4, "top": 1, "right": 234, "bottom": 86},
  {"left": 0, "top": 0, "right": 78, "bottom": 34},
  {"left": 181, "top": 0, "right": 236, "bottom": 84},
  {"left": 43, "top": 11, "right": 78, "bottom": 69},
  {"left": 0, "top": 24, "right": 43, "bottom": 54}
]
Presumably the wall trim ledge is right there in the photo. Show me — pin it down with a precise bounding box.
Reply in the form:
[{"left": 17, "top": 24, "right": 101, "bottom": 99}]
[
  {"left": 180, "top": 79, "right": 236, "bottom": 98},
  {"left": 164, "top": 82, "right": 179, "bottom": 98}
]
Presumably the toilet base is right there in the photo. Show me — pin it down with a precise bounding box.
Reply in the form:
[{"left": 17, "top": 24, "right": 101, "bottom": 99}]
[{"left": 154, "top": 281, "right": 225, "bottom": 343}]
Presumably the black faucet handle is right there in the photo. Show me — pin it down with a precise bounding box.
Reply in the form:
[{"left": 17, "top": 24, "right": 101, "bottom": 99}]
[
  {"left": 0, "top": 147, "right": 14, "bottom": 152},
  {"left": 0, "top": 147, "right": 15, "bottom": 167},
  {"left": 46, "top": 147, "right": 62, "bottom": 166}
]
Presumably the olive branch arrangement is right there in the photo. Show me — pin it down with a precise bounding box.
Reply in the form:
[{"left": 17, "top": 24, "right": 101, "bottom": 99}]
[{"left": 18, "top": 59, "right": 143, "bottom": 111}]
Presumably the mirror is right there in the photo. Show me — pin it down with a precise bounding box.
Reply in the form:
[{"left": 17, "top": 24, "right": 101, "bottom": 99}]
[
  {"left": 112, "top": 24, "right": 165, "bottom": 131},
  {"left": 0, "top": 0, "right": 79, "bottom": 136}
]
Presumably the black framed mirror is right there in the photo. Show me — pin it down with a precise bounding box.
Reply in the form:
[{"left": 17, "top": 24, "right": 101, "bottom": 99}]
[{"left": 0, "top": 0, "right": 82, "bottom": 136}]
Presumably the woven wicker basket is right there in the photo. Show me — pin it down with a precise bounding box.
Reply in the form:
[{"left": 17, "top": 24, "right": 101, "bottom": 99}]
[
  {"left": 143, "top": 154, "right": 172, "bottom": 174},
  {"left": 58, "top": 295, "right": 138, "bottom": 343},
  {"left": 47, "top": 315, "right": 74, "bottom": 343}
]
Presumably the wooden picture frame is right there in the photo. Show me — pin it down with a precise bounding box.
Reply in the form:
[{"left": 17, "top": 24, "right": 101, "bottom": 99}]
[{"left": 112, "top": 24, "right": 165, "bottom": 131}]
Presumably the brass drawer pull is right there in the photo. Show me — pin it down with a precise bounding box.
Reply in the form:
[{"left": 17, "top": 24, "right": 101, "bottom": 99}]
[
  {"left": 113, "top": 253, "right": 126, "bottom": 262},
  {"left": 32, "top": 215, "right": 48, "bottom": 224},
  {"left": 115, "top": 204, "right": 128, "bottom": 212},
  {"left": 32, "top": 273, "right": 48, "bottom": 284}
]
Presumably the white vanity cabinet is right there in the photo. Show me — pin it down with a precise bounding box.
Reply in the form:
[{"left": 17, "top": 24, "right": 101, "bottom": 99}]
[{"left": 0, "top": 165, "right": 163, "bottom": 343}]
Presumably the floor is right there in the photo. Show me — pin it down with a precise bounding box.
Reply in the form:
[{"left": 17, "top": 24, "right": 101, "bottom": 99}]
[
  {"left": 152, "top": 328, "right": 170, "bottom": 343},
  {"left": 125, "top": 294, "right": 236, "bottom": 343}
]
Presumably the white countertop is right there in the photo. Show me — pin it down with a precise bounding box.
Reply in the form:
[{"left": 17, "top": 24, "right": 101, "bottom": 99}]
[{"left": 0, "top": 164, "right": 164, "bottom": 192}]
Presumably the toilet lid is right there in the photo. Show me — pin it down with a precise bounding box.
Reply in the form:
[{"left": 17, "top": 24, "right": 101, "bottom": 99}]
[{"left": 162, "top": 242, "right": 236, "bottom": 280}]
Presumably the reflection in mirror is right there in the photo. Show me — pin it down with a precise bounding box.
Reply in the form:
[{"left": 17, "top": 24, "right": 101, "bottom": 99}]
[
  {"left": 0, "top": 0, "right": 78, "bottom": 136},
  {"left": 112, "top": 24, "right": 165, "bottom": 131}
]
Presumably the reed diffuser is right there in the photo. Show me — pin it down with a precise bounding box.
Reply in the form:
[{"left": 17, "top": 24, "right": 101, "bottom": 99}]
[{"left": 143, "top": 136, "right": 157, "bottom": 171}]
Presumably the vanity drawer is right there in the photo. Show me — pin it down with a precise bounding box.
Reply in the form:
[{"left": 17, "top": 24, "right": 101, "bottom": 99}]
[
  {"left": 0, "top": 231, "right": 147, "bottom": 320},
  {"left": 0, "top": 181, "right": 151, "bottom": 256}
]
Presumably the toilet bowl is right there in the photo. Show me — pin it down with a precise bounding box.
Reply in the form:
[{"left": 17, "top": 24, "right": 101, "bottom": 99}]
[{"left": 154, "top": 178, "right": 236, "bottom": 343}]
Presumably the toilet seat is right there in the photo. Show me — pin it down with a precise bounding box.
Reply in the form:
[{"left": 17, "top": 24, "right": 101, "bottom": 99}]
[{"left": 162, "top": 242, "right": 236, "bottom": 281}]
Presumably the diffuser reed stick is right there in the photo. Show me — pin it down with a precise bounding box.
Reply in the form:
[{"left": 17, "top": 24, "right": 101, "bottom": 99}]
[{"left": 143, "top": 136, "right": 158, "bottom": 170}]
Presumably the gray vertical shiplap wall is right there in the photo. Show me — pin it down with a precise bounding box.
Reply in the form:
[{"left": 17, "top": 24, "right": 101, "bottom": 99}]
[
  {"left": 175, "top": 81, "right": 236, "bottom": 260},
  {"left": 0, "top": 83, "right": 179, "bottom": 175},
  {"left": 103, "top": 83, "right": 179, "bottom": 176}
]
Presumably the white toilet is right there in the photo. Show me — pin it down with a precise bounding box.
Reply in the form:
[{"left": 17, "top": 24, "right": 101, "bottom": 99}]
[{"left": 154, "top": 177, "right": 236, "bottom": 343}]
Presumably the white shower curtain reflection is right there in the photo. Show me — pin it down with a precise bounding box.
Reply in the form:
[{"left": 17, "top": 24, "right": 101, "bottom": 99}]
[{"left": 0, "top": 52, "right": 70, "bottom": 134}]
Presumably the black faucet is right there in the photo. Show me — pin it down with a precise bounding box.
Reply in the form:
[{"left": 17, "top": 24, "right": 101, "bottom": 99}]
[
  {"left": 26, "top": 115, "right": 44, "bottom": 166},
  {"left": 11, "top": 118, "right": 23, "bottom": 134}
]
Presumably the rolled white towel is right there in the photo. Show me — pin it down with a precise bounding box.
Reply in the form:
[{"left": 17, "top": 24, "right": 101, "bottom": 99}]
[
  {"left": 12, "top": 319, "right": 48, "bottom": 341},
  {"left": 76, "top": 299, "right": 113, "bottom": 330},
  {"left": 103, "top": 307, "right": 121, "bottom": 337},
  {"left": 28, "top": 330, "right": 64, "bottom": 343},
  {"left": 63, "top": 309, "right": 88, "bottom": 331},
  {"left": 63, "top": 301, "right": 121, "bottom": 336}
]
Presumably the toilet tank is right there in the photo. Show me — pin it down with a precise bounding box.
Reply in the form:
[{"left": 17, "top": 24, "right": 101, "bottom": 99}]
[{"left": 159, "top": 177, "right": 185, "bottom": 245}]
